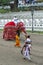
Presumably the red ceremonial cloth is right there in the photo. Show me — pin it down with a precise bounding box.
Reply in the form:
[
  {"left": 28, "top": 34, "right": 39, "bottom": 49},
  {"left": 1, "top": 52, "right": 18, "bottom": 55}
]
[
  {"left": 5, "top": 21, "right": 16, "bottom": 27},
  {"left": 3, "top": 21, "right": 16, "bottom": 40}
]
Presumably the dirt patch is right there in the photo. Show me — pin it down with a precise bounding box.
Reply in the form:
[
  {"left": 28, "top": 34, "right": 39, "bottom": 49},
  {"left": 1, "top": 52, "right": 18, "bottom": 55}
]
[{"left": 0, "top": 31, "right": 43, "bottom": 65}]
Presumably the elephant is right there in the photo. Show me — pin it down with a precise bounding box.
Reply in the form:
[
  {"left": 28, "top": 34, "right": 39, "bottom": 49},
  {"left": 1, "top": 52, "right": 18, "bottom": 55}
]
[{"left": 3, "top": 21, "right": 27, "bottom": 40}]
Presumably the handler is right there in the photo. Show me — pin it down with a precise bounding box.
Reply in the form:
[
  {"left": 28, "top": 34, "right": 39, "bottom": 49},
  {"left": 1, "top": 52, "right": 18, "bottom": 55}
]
[{"left": 14, "top": 33, "right": 21, "bottom": 47}]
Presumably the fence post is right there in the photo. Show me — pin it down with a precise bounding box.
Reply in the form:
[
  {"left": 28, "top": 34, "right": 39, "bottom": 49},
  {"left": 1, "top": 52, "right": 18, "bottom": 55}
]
[{"left": 31, "top": 8, "right": 34, "bottom": 32}]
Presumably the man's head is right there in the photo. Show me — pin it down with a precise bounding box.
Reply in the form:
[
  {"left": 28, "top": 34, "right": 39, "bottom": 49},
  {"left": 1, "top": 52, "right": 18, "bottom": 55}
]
[{"left": 27, "top": 35, "right": 30, "bottom": 38}]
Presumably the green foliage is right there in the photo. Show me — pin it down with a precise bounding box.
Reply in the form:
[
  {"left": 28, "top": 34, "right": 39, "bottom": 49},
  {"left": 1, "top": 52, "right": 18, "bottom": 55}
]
[
  {"left": 0, "top": 9, "right": 10, "bottom": 13},
  {"left": 0, "top": 0, "right": 13, "bottom": 5}
]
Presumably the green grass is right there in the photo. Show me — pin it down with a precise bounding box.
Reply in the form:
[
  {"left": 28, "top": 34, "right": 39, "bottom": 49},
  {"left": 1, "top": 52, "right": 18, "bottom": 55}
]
[
  {"left": 0, "top": 29, "right": 3, "bottom": 31},
  {"left": 0, "top": 29, "right": 43, "bottom": 34},
  {"left": 27, "top": 30, "right": 43, "bottom": 34}
]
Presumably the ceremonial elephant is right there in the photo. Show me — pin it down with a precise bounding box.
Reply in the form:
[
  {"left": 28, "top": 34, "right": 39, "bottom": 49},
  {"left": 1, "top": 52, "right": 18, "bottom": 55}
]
[{"left": 3, "top": 21, "right": 27, "bottom": 40}]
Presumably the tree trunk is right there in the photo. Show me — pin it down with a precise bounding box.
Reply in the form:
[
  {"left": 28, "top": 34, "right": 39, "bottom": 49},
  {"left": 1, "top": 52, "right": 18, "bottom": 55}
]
[{"left": 14, "top": 0, "right": 18, "bottom": 11}]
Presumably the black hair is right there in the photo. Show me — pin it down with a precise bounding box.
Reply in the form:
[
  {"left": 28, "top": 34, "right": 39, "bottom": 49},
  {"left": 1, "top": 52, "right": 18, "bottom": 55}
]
[{"left": 27, "top": 35, "right": 30, "bottom": 38}]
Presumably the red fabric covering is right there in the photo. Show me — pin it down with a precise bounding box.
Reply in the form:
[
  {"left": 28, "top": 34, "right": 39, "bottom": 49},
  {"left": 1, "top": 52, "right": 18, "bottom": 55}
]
[
  {"left": 5, "top": 21, "right": 16, "bottom": 27},
  {"left": 17, "top": 22, "right": 26, "bottom": 34},
  {"left": 3, "top": 21, "right": 26, "bottom": 40},
  {"left": 17, "top": 22, "right": 24, "bottom": 27},
  {"left": 3, "top": 21, "right": 17, "bottom": 40},
  {"left": 17, "top": 22, "right": 25, "bottom": 30}
]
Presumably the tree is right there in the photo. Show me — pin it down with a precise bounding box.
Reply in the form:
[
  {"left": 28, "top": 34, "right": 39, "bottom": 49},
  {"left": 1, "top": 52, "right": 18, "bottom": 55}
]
[
  {"left": 0, "top": 0, "right": 11, "bottom": 6},
  {"left": 9, "top": 0, "right": 18, "bottom": 11},
  {"left": 14, "top": 0, "right": 18, "bottom": 11},
  {"left": 37, "top": 0, "right": 43, "bottom": 2},
  {"left": 0, "top": 0, "right": 18, "bottom": 11}
]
